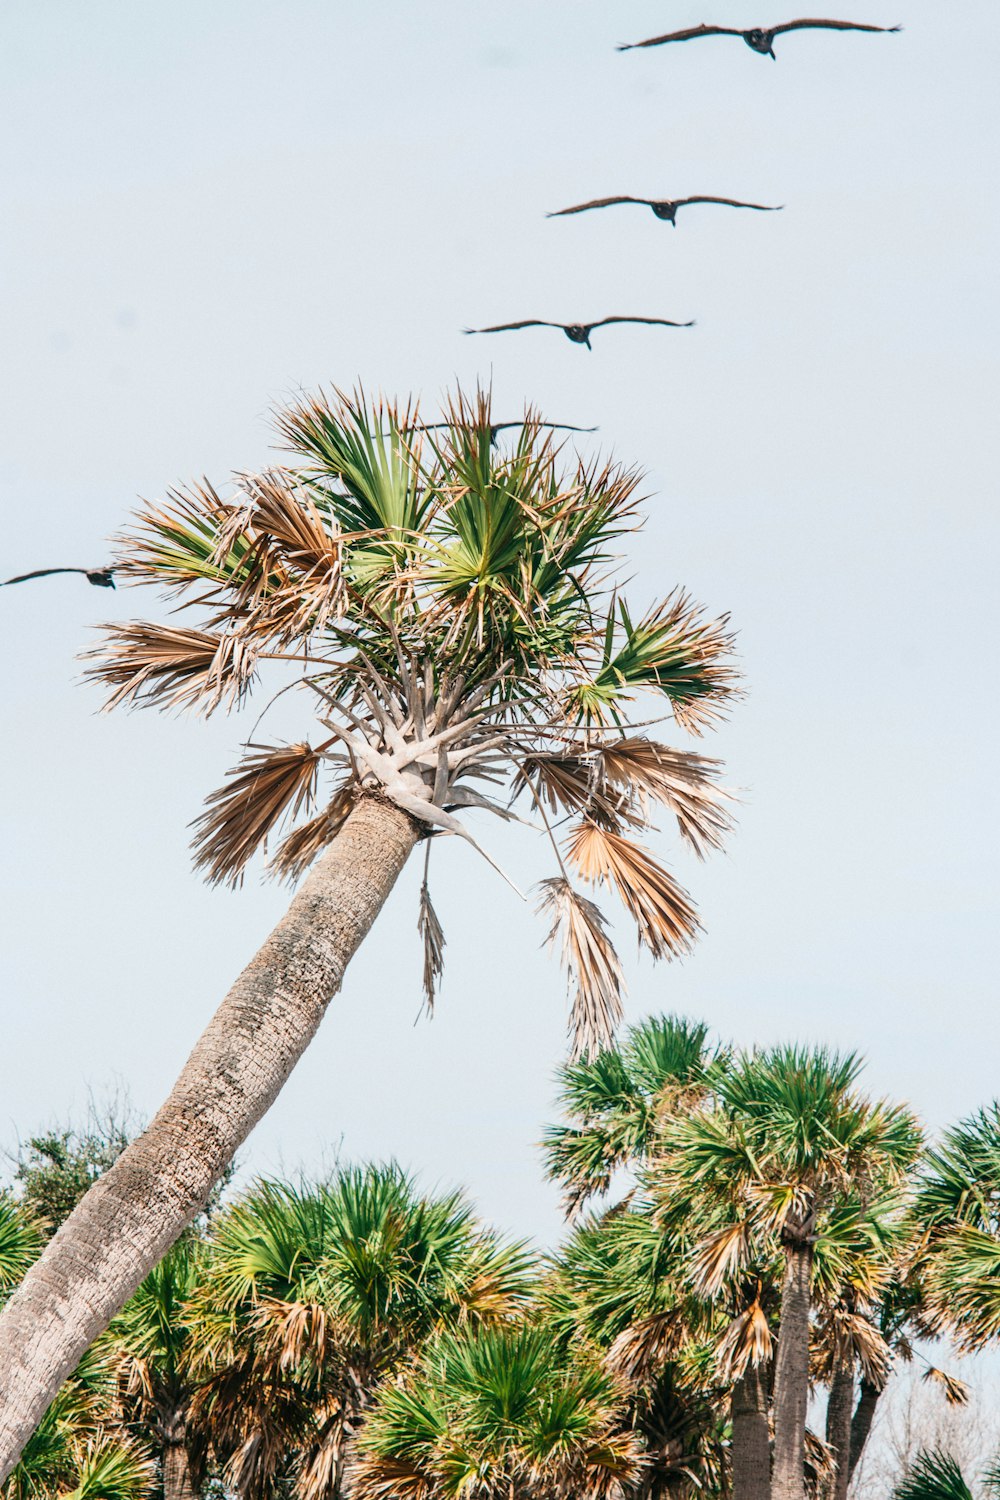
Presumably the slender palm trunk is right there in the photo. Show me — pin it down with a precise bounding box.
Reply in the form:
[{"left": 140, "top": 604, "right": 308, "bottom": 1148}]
[
  {"left": 770, "top": 1239, "right": 813, "bottom": 1500},
  {"left": 846, "top": 1379, "right": 881, "bottom": 1486},
  {"left": 731, "top": 1360, "right": 772, "bottom": 1500},
  {"left": 0, "top": 795, "right": 419, "bottom": 1481},
  {"left": 161, "top": 1405, "right": 198, "bottom": 1500},
  {"left": 824, "top": 1350, "right": 854, "bottom": 1500}
]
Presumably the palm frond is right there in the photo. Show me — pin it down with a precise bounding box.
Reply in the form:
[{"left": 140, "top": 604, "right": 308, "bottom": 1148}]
[
  {"left": 417, "top": 876, "right": 446, "bottom": 1016},
  {"left": 921, "top": 1367, "right": 971, "bottom": 1406},
  {"left": 536, "top": 878, "right": 625, "bottom": 1060},
  {"left": 86, "top": 623, "right": 258, "bottom": 715},
  {"left": 599, "top": 738, "right": 735, "bottom": 856},
  {"left": 565, "top": 821, "right": 700, "bottom": 959},
  {"left": 893, "top": 1449, "right": 975, "bottom": 1500},
  {"left": 192, "top": 742, "right": 322, "bottom": 886},
  {"left": 716, "top": 1299, "right": 773, "bottom": 1381},
  {"left": 268, "top": 787, "right": 356, "bottom": 884}
]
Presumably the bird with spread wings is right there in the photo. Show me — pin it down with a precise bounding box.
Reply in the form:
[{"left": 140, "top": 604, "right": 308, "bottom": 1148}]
[
  {"left": 549, "top": 195, "right": 783, "bottom": 226},
  {"left": 463, "top": 317, "right": 695, "bottom": 351},
  {"left": 1, "top": 566, "right": 116, "bottom": 589},
  {"left": 618, "top": 19, "right": 901, "bottom": 59}
]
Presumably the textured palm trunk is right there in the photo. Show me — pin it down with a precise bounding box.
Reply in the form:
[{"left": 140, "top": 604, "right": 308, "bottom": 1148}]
[
  {"left": 770, "top": 1240, "right": 813, "bottom": 1500},
  {"left": 731, "top": 1361, "right": 772, "bottom": 1500},
  {"left": 846, "top": 1378, "right": 881, "bottom": 1485},
  {"left": 161, "top": 1405, "right": 198, "bottom": 1500},
  {"left": 824, "top": 1350, "right": 854, "bottom": 1500},
  {"left": 0, "top": 795, "right": 419, "bottom": 1481}
]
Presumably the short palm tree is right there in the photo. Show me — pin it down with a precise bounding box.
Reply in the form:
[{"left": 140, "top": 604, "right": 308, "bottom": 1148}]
[
  {"left": 917, "top": 1104, "right": 1000, "bottom": 1352},
  {"left": 185, "top": 1163, "right": 533, "bottom": 1500},
  {"left": 648, "top": 1046, "right": 922, "bottom": 1500},
  {"left": 893, "top": 1449, "right": 1000, "bottom": 1500},
  {"left": 111, "top": 1238, "right": 204, "bottom": 1500},
  {"left": 542, "top": 1014, "right": 724, "bottom": 1217},
  {"left": 352, "top": 1322, "right": 644, "bottom": 1500},
  {"left": 0, "top": 386, "right": 738, "bottom": 1473}
]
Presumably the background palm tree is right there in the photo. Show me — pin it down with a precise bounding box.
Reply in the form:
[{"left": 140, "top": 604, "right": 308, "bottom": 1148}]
[
  {"left": 892, "top": 1448, "right": 1000, "bottom": 1500},
  {"left": 917, "top": 1105, "right": 1000, "bottom": 1353},
  {"left": 185, "top": 1163, "right": 533, "bottom": 1500},
  {"left": 0, "top": 388, "right": 738, "bottom": 1474},
  {"left": 352, "top": 1322, "right": 644, "bottom": 1500}
]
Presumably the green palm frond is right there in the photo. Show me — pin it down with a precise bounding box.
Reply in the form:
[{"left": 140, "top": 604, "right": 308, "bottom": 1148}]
[
  {"left": 893, "top": 1449, "right": 975, "bottom": 1500},
  {"left": 0, "top": 1196, "right": 42, "bottom": 1299}
]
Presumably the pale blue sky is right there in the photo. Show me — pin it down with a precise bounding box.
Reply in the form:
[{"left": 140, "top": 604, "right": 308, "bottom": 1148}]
[{"left": 1, "top": 1, "right": 998, "bottom": 1246}]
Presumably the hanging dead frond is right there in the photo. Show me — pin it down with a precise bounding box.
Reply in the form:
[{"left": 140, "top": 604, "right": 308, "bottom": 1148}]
[
  {"left": 192, "top": 742, "right": 322, "bottom": 886},
  {"left": 599, "top": 738, "right": 735, "bottom": 857},
  {"left": 605, "top": 1309, "right": 688, "bottom": 1386},
  {"left": 922, "top": 1366, "right": 972, "bottom": 1406},
  {"left": 565, "top": 821, "right": 700, "bottom": 960},
  {"left": 514, "top": 752, "right": 631, "bottom": 830},
  {"left": 536, "top": 877, "right": 625, "bottom": 1060},
  {"left": 268, "top": 786, "right": 356, "bottom": 884},
  {"left": 417, "top": 878, "right": 446, "bottom": 1016},
  {"left": 716, "top": 1299, "right": 773, "bottom": 1381},
  {"left": 86, "top": 622, "right": 258, "bottom": 715},
  {"left": 689, "top": 1221, "right": 752, "bottom": 1299}
]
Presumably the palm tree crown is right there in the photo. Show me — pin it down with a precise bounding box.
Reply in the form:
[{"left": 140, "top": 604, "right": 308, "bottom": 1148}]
[{"left": 89, "top": 387, "right": 738, "bottom": 1055}]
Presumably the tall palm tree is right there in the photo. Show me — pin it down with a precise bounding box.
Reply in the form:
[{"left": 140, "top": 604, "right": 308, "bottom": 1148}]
[
  {"left": 0, "top": 387, "right": 738, "bottom": 1471},
  {"left": 185, "top": 1163, "right": 533, "bottom": 1500},
  {"left": 649, "top": 1046, "right": 922, "bottom": 1500},
  {"left": 111, "top": 1238, "right": 205, "bottom": 1500},
  {"left": 351, "top": 1322, "right": 644, "bottom": 1500}
]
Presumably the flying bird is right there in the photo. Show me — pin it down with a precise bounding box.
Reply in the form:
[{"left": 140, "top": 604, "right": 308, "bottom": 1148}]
[
  {"left": 0, "top": 566, "right": 116, "bottom": 589},
  {"left": 549, "top": 195, "right": 783, "bottom": 226},
  {"left": 618, "top": 19, "right": 902, "bottom": 58},
  {"left": 414, "top": 420, "right": 597, "bottom": 444},
  {"left": 463, "top": 317, "right": 695, "bottom": 351}
]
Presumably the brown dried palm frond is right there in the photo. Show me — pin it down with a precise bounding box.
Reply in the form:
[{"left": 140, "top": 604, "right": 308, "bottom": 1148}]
[
  {"left": 113, "top": 479, "right": 241, "bottom": 593},
  {"left": 921, "top": 1366, "right": 971, "bottom": 1406},
  {"left": 250, "top": 1297, "right": 335, "bottom": 1375},
  {"left": 349, "top": 1452, "right": 430, "bottom": 1500},
  {"left": 565, "top": 821, "right": 700, "bottom": 960},
  {"left": 192, "top": 742, "right": 322, "bottom": 886},
  {"left": 803, "top": 1429, "right": 835, "bottom": 1499},
  {"left": 536, "top": 877, "right": 625, "bottom": 1060},
  {"left": 296, "top": 1408, "right": 351, "bottom": 1500},
  {"left": 223, "top": 469, "right": 348, "bottom": 642},
  {"left": 716, "top": 1298, "right": 773, "bottom": 1381},
  {"left": 813, "top": 1307, "right": 890, "bottom": 1388},
  {"left": 86, "top": 622, "right": 258, "bottom": 715},
  {"left": 599, "top": 738, "right": 735, "bottom": 858},
  {"left": 605, "top": 1308, "right": 689, "bottom": 1386},
  {"left": 514, "top": 752, "right": 633, "bottom": 830},
  {"left": 417, "top": 877, "right": 446, "bottom": 1017},
  {"left": 269, "top": 788, "right": 356, "bottom": 884},
  {"left": 689, "top": 1222, "right": 753, "bottom": 1299}
]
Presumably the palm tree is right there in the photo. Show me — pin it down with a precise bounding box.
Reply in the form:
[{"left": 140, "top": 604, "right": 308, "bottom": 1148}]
[
  {"left": 648, "top": 1046, "right": 922, "bottom": 1500},
  {"left": 0, "top": 386, "right": 739, "bottom": 1470},
  {"left": 917, "top": 1104, "right": 1000, "bottom": 1352},
  {"left": 351, "top": 1322, "right": 644, "bottom": 1500},
  {"left": 892, "top": 1449, "right": 1000, "bottom": 1500},
  {"left": 185, "top": 1163, "right": 533, "bottom": 1500},
  {"left": 2, "top": 1343, "right": 154, "bottom": 1500},
  {"left": 542, "top": 1014, "right": 724, "bottom": 1217},
  {"left": 111, "top": 1238, "right": 205, "bottom": 1500}
]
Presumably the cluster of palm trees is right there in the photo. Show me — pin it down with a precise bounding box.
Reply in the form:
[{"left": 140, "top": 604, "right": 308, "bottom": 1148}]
[{"left": 4, "top": 1015, "right": 1000, "bottom": 1500}]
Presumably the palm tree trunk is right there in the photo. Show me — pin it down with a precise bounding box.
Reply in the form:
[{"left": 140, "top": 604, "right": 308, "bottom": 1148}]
[
  {"left": 731, "top": 1361, "right": 771, "bottom": 1500},
  {"left": 824, "top": 1350, "right": 854, "bottom": 1500},
  {"left": 846, "top": 1379, "right": 880, "bottom": 1486},
  {"left": 161, "top": 1405, "right": 198, "bottom": 1500},
  {"left": 770, "top": 1241, "right": 813, "bottom": 1500},
  {"left": 0, "top": 795, "right": 420, "bottom": 1481}
]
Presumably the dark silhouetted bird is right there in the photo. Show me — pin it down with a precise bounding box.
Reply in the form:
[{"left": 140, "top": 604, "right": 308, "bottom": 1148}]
[
  {"left": 0, "top": 566, "right": 116, "bottom": 589},
  {"left": 549, "top": 195, "right": 783, "bottom": 226},
  {"left": 618, "top": 19, "right": 901, "bottom": 58},
  {"left": 414, "top": 420, "right": 597, "bottom": 444},
  {"left": 463, "top": 317, "right": 695, "bottom": 351}
]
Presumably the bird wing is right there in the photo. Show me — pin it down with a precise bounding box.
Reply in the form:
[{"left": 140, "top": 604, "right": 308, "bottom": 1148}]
[
  {"left": 618, "top": 24, "right": 742, "bottom": 50},
  {"left": 463, "top": 320, "right": 555, "bottom": 334},
  {"left": 771, "top": 18, "right": 902, "bottom": 34},
  {"left": 678, "top": 196, "right": 784, "bottom": 211},
  {"left": 592, "top": 317, "right": 696, "bottom": 329},
  {"left": 1, "top": 566, "right": 87, "bottom": 586},
  {"left": 492, "top": 422, "right": 598, "bottom": 433},
  {"left": 548, "top": 196, "right": 648, "bottom": 216}
]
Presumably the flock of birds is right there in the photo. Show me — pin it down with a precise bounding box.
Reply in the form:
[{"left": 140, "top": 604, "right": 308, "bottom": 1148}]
[
  {"left": 464, "top": 14, "right": 901, "bottom": 349},
  {"left": 3, "top": 15, "right": 902, "bottom": 589}
]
